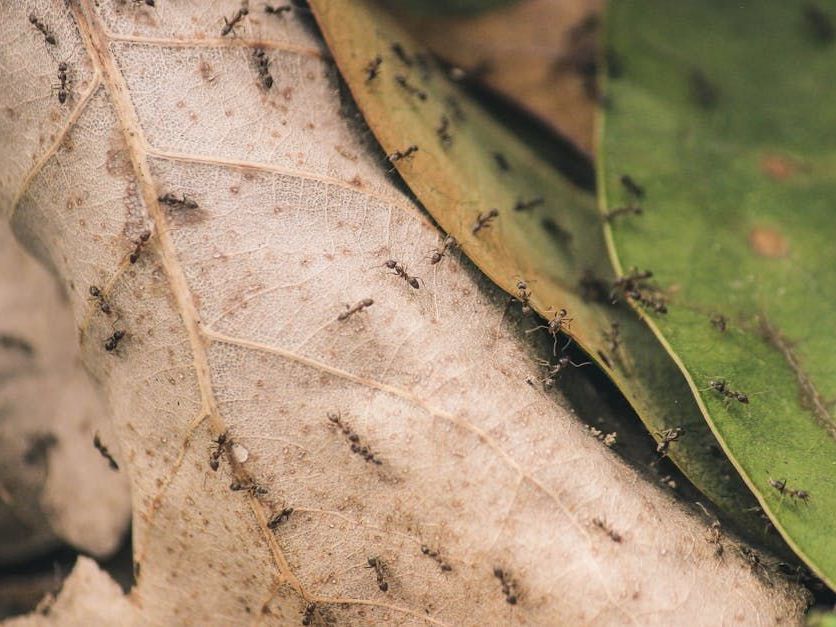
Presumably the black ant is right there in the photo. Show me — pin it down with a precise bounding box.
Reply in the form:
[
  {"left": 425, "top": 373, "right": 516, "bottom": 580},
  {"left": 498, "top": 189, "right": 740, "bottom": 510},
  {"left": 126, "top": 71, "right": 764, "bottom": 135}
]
[
  {"left": 264, "top": 4, "right": 292, "bottom": 16},
  {"left": 301, "top": 603, "right": 316, "bottom": 625},
  {"left": 769, "top": 478, "right": 810, "bottom": 504},
  {"left": 492, "top": 152, "right": 510, "bottom": 171},
  {"left": 268, "top": 507, "right": 294, "bottom": 528},
  {"left": 428, "top": 235, "right": 456, "bottom": 264},
  {"left": 513, "top": 197, "right": 544, "bottom": 212},
  {"left": 221, "top": 6, "right": 249, "bottom": 37},
  {"left": 365, "top": 56, "right": 382, "bottom": 82},
  {"left": 535, "top": 355, "right": 589, "bottom": 390},
  {"left": 394, "top": 75, "right": 427, "bottom": 101},
  {"left": 337, "top": 298, "right": 374, "bottom": 321},
  {"left": 603, "top": 205, "right": 643, "bottom": 221},
  {"left": 253, "top": 48, "right": 273, "bottom": 89},
  {"left": 513, "top": 280, "right": 533, "bottom": 316},
  {"left": 591, "top": 516, "right": 623, "bottom": 543},
  {"left": 620, "top": 175, "right": 644, "bottom": 199},
  {"left": 93, "top": 433, "right": 119, "bottom": 470},
  {"left": 654, "top": 427, "right": 683, "bottom": 457},
  {"left": 710, "top": 314, "right": 727, "bottom": 332},
  {"left": 526, "top": 308, "right": 573, "bottom": 354},
  {"left": 104, "top": 330, "right": 125, "bottom": 352},
  {"left": 209, "top": 431, "right": 228, "bottom": 471},
  {"left": 89, "top": 286, "right": 113, "bottom": 315},
  {"left": 390, "top": 42, "right": 413, "bottom": 66},
  {"left": 493, "top": 567, "right": 518, "bottom": 605},
  {"left": 420, "top": 545, "right": 452, "bottom": 572},
  {"left": 29, "top": 13, "right": 56, "bottom": 46},
  {"left": 383, "top": 260, "right": 421, "bottom": 289},
  {"left": 436, "top": 115, "right": 452, "bottom": 147},
  {"left": 611, "top": 268, "right": 667, "bottom": 313},
  {"left": 472, "top": 208, "right": 499, "bottom": 235},
  {"left": 708, "top": 379, "right": 749, "bottom": 404},
  {"left": 56, "top": 62, "right": 70, "bottom": 104},
  {"left": 387, "top": 145, "right": 418, "bottom": 164},
  {"left": 129, "top": 229, "right": 151, "bottom": 264},
  {"left": 230, "top": 480, "right": 268, "bottom": 496},
  {"left": 366, "top": 557, "right": 389, "bottom": 592},
  {"left": 158, "top": 193, "right": 198, "bottom": 210}
]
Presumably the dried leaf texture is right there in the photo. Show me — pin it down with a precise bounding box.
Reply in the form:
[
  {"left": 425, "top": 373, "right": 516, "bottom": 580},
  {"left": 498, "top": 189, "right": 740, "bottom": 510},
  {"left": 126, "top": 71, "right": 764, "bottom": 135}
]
[
  {"left": 0, "top": 1, "right": 807, "bottom": 624},
  {"left": 0, "top": 222, "right": 130, "bottom": 563}
]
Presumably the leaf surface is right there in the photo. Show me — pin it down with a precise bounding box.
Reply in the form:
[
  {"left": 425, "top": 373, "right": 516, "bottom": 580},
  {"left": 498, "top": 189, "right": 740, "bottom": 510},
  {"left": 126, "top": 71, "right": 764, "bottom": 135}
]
[
  {"left": 0, "top": 0, "right": 808, "bottom": 623},
  {"left": 601, "top": 0, "right": 836, "bottom": 588},
  {"left": 308, "top": 0, "right": 783, "bottom": 544}
]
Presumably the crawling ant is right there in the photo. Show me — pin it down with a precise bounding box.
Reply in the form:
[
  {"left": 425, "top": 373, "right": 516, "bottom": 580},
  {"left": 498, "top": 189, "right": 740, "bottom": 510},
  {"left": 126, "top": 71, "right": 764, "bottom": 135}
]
[
  {"left": 769, "top": 478, "right": 810, "bottom": 504},
  {"left": 420, "top": 545, "right": 452, "bottom": 572},
  {"left": 472, "top": 208, "right": 499, "bottom": 235},
  {"left": 513, "top": 280, "right": 533, "bottom": 316},
  {"left": 620, "top": 175, "right": 644, "bottom": 199},
  {"left": 513, "top": 196, "right": 544, "bottom": 212},
  {"left": 158, "top": 192, "right": 198, "bottom": 210},
  {"left": 710, "top": 314, "right": 727, "bottom": 332},
  {"left": 707, "top": 520, "right": 724, "bottom": 558},
  {"left": 264, "top": 4, "right": 292, "bottom": 16},
  {"left": 387, "top": 144, "right": 418, "bottom": 164},
  {"left": 337, "top": 298, "right": 374, "bottom": 321},
  {"left": 436, "top": 115, "right": 452, "bottom": 147},
  {"left": 429, "top": 235, "right": 456, "bottom": 264},
  {"left": 268, "top": 507, "right": 294, "bottom": 528},
  {"left": 591, "top": 517, "right": 623, "bottom": 543},
  {"left": 209, "top": 431, "right": 228, "bottom": 471},
  {"left": 526, "top": 308, "right": 573, "bottom": 354},
  {"left": 366, "top": 557, "right": 389, "bottom": 592},
  {"left": 220, "top": 6, "right": 249, "bottom": 37},
  {"left": 93, "top": 433, "right": 119, "bottom": 470},
  {"left": 535, "top": 355, "right": 589, "bottom": 390},
  {"left": 390, "top": 42, "right": 413, "bottom": 66},
  {"left": 708, "top": 379, "right": 749, "bottom": 404},
  {"left": 493, "top": 567, "right": 518, "bottom": 605},
  {"left": 383, "top": 260, "right": 421, "bottom": 289},
  {"left": 654, "top": 427, "right": 684, "bottom": 457},
  {"left": 56, "top": 62, "right": 70, "bottom": 104},
  {"left": 230, "top": 479, "right": 268, "bottom": 496},
  {"left": 803, "top": 4, "right": 835, "bottom": 44},
  {"left": 394, "top": 75, "right": 427, "bottom": 101},
  {"left": 603, "top": 205, "right": 643, "bottom": 221},
  {"left": 29, "top": 13, "right": 56, "bottom": 46},
  {"left": 611, "top": 268, "right": 667, "bottom": 313},
  {"left": 129, "top": 229, "right": 151, "bottom": 264},
  {"left": 365, "top": 55, "right": 382, "bottom": 82},
  {"left": 104, "top": 330, "right": 125, "bottom": 352},
  {"left": 253, "top": 48, "right": 273, "bottom": 89},
  {"left": 492, "top": 152, "right": 510, "bottom": 172},
  {"left": 301, "top": 603, "right": 316, "bottom": 625},
  {"left": 88, "top": 286, "right": 112, "bottom": 315}
]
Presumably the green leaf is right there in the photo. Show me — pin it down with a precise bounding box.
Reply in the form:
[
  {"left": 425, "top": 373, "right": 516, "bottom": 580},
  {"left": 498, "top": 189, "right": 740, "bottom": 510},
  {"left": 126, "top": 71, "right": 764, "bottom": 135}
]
[
  {"left": 601, "top": 0, "right": 836, "bottom": 588},
  {"left": 308, "top": 0, "right": 778, "bottom": 543}
]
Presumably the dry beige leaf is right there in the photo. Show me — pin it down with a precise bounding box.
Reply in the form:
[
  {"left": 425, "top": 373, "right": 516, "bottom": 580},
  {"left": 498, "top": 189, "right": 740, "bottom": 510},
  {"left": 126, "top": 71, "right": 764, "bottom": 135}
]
[
  {"left": 0, "top": 1, "right": 807, "bottom": 624},
  {"left": 0, "top": 222, "right": 130, "bottom": 563}
]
